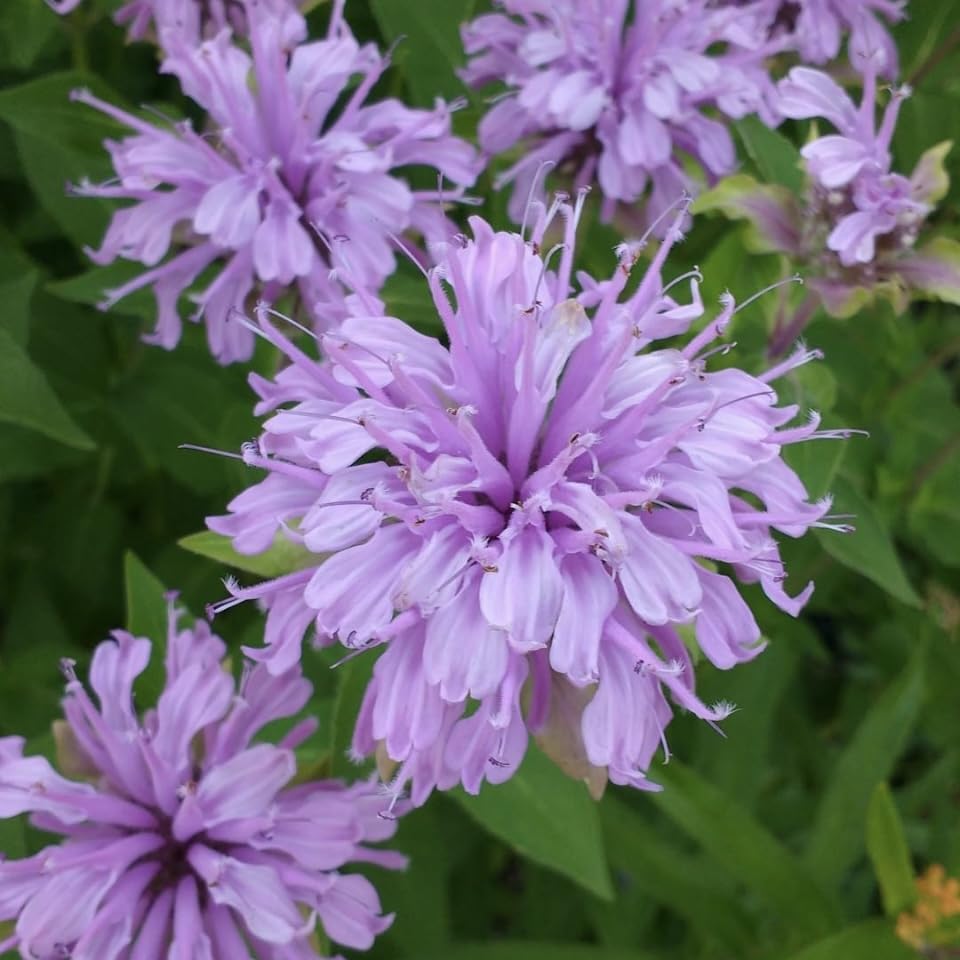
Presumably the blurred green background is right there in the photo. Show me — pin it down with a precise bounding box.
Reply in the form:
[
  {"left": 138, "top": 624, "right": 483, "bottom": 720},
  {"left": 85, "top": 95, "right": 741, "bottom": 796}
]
[{"left": 0, "top": 1, "right": 959, "bottom": 958}]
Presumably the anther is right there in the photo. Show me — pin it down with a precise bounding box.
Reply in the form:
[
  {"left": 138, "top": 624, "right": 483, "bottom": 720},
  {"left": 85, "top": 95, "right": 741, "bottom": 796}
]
[{"left": 176, "top": 780, "right": 198, "bottom": 800}]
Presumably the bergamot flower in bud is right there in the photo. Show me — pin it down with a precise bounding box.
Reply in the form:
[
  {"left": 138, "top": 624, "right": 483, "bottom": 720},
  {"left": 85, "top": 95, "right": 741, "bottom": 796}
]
[
  {"left": 207, "top": 193, "right": 853, "bottom": 806},
  {"left": 0, "top": 598, "right": 403, "bottom": 958},
  {"left": 70, "top": 2, "right": 480, "bottom": 363},
  {"left": 458, "top": 0, "right": 779, "bottom": 229}
]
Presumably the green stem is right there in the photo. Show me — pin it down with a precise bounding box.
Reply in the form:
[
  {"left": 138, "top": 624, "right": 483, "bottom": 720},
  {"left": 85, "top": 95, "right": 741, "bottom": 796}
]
[
  {"left": 69, "top": 12, "right": 90, "bottom": 73},
  {"left": 908, "top": 24, "right": 960, "bottom": 89}
]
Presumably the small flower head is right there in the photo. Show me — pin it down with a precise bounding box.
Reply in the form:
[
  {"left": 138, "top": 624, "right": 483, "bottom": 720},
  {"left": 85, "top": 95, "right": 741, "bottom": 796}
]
[
  {"left": 748, "top": 0, "right": 904, "bottom": 77},
  {"left": 0, "top": 599, "right": 402, "bottom": 957},
  {"left": 459, "top": 0, "right": 778, "bottom": 228},
  {"left": 71, "top": 6, "right": 480, "bottom": 363},
  {"left": 48, "top": 0, "right": 307, "bottom": 47},
  {"left": 773, "top": 65, "right": 960, "bottom": 313},
  {"left": 209, "top": 194, "right": 847, "bottom": 805},
  {"left": 896, "top": 865, "right": 960, "bottom": 954},
  {"left": 780, "top": 67, "right": 923, "bottom": 268}
]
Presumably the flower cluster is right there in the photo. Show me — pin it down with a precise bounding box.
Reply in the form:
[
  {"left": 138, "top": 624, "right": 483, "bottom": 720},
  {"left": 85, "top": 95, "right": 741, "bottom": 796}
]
[
  {"left": 48, "top": 0, "right": 306, "bottom": 48},
  {"left": 700, "top": 63, "right": 959, "bottom": 322},
  {"left": 459, "top": 0, "right": 779, "bottom": 227},
  {"left": 72, "top": 5, "right": 480, "bottom": 363},
  {"left": 208, "top": 195, "right": 848, "bottom": 806},
  {"left": 780, "top": 66, "right": 926, "bottom": 268},
  {"left": 744, "top": 0, "right": 905, "bottom": 76},
  {"left": 0, "top": 601, "right": 402, "bottom": 958},
  {"left": 115, "top": 0, "right": 307, "bottom": 47},
  {"left": 896, "top": 865, "right": 960, "bottom": 953}
]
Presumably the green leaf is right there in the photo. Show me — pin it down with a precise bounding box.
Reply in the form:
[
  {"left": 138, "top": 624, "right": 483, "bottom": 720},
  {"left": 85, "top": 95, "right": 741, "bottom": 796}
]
[
  {"left": 0, "top": 816, "right": 27, "bottom": 861},
  {"left": 108, "top": 346, "right": 257, "bottom": 496},
  {"left": 0, "top": 423, "right": 86, "bottom": 482},
  {"left": 867, "top": 783, "right": 918, "bottom": 917},
  {"left": 693, "top": 173, "right": 801, "bottom": 255},
  {"left": 380, "top": 267, "right": 443, "bottom": 337},
  {"left": 735, "top": 116, "right": 805, "bottom": 193},
  {"left": 0, "top": 327, "right": 94, "bottom": 450},
  {"left": 0, "top": 578, "right": 84, "bottom": 738},
  {"left": 601, "top": 794, "right": 754, "bottom": 951},
  {"left": 691, "top": 634, "right": 802, "bottom": 810},
  {"left": 909, "top": 449, "right": 960, "bottom": 568},
  {"left": 454, "top": 744, "right": 614, "bottom": 901},
  {"left": 650, "top": 761, "right": 840, "bottom": 939},
  {"left": 0, "top": 0, "right": 58, "bottom": 72},
  {"left": 328, "top": 650, "right": 379, "bottom": 780},
  {"left": 47, "top": 261, "right": 157, "bottom": 320},
  {"left": 370, "top": 0, "right": 474, "bottom": 106},
  {"left": 123, "top": 551, "right": 169, "bottom": 707},
  {"left": 778, "top": 920, "right": 916, "bottom": 960},
  {"left": 897, "top": 237, "right": 960, "bottom": 305},
  {"left": 805, "top": 653, "right": 926, "bottom": 888},
  {"left": 0, "top": 269, "right": 38, "bottom": 344},
  {"left": 422, "top": 944, "right": 662, "bottom": 960},
  {"left": 372, "top": 798, "right": 472, "bottom": 953},
  {"left": 785, "top": 436, "right": 847, "bottom": 501},
  {"left": 817, "top": 476, "right": 921, "bottom": 607},
  {"left": 178, "top": 530, "right": 317, "bottom": 580},
  {"left": 909, "top": 141, "right": 952, "bottom": 205},
  {"left": 0, "top": 71, "right": 120, "bottom": 248},
  {"left": 124, "top": 551, "right": 169, "bottom": 639}
]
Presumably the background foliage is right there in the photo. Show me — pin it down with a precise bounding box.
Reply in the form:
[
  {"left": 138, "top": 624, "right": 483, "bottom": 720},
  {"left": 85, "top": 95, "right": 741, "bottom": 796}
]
[{"left": 1, "top": 1, "right": 959, "bottom": 958}]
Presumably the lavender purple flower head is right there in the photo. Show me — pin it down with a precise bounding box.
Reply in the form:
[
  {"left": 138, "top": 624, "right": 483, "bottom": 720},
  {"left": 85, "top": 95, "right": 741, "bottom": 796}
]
[
  {"left": 700, "top": 35, "right": 960, "bottom": 322},
  {"left": 47, "top": 0, "right": 307, "bottom": 48},
  {"left": 71, "top": 0, "right": 480, "bottom": 363},
  {"left": 0, "top": 599, "right": 402, "bottom": 958},
  {"left": 460, "top": 0, "right": 779, "bottom": 229},
  {"left": 743, "top": 0, "right": 904, "bottom": 76},
  {"left": 207, "top": 192, "right": 855, "bottom": 807}
]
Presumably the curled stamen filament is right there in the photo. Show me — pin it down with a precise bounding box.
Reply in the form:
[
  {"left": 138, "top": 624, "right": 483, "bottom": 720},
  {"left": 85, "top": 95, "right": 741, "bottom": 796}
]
[
  {"left": 734, "top": 274, "right": 803, "bottom": 315},
  {"left": 661, "top": 266, "right": 703, "bottom": 298}
]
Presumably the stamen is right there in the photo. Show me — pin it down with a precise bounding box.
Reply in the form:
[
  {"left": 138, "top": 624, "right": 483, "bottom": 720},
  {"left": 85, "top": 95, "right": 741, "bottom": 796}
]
[
  {"left": 712, "top": 389, "right": 776, "bottom": 412},
  {"left": 527, "top": 242, "right": 567, "bottom": 313},
  {"left": 650, "top": 500, "right": 699, "bottom": 536},
  {"left": 760, "top": 340, "right": 824, "bottom": 383},
  {"left": 329, "top": 640, "right": 383, "bottom": 669},
  {"left": 424, "top": 559, "right": 474, "bottom": 606},
  {"left": 814, "top": 517, "right": 856, "bottom": 533},
  {"left": 488, "top": 729, "right": 510, "bottom": 767},
  {"left": 59, "top": 657, "right": 78, "bottom": 684},
  {"left": 178, "top": 441, "right": 253, "bottom": 466},
  {"left": 257, "top": 303, "right": 321, "bottom": 343},
  {"left": 386, "top": 232, "right": 430, "bottom": 280},
  {"left": 205, "top": 577, "right": 247, "bottom": 619},
  {"left": 704, "top": 699, "right": 737, "bottom": 736},
  {"left": 661, "top": 266, "right": 703, "bottom": 297},
  {"left": 237, "top": 660, "right": 254, "bottom": 699},
  {"left": 811, "top": 427, "right": 870, "bottom": 440},
  {"left": 696, "top": 340, "right": 737, "bottom": 365},
  {"left": 520, "top": 160, "right": 557, "bottom": 241},
  {"left": 634, "top": 191, "right": 693, "bottom": 253},
  {"left": 377, "top": 766, "right": 409, "bottom": 820},
  {"left": 733, "top": 274, "right": 803, "bottom": 315}
]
